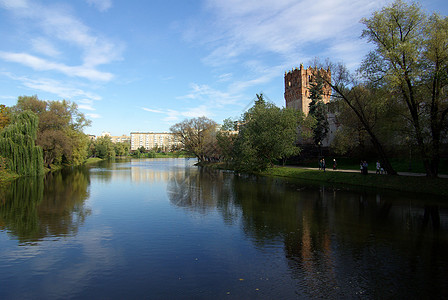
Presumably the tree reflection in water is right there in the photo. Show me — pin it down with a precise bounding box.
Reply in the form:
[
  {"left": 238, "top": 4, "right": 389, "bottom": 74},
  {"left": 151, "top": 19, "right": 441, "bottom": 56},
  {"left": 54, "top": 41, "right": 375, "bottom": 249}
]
[
  {"left": 0, "top": 167, "right": 91, "bottom": 245},
  {"left": 167, "top": 167, "right": 448, "bottom": 298}
]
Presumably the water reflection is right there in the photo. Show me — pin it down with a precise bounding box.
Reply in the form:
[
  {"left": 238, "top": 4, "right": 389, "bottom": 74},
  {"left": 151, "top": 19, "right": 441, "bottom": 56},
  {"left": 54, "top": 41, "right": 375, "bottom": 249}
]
[
  {"left": 167, "top": 167, "right": 448, "bottom": 298},
  {"left": 0, "top": 167, "right": 91, "bottom": 245}
]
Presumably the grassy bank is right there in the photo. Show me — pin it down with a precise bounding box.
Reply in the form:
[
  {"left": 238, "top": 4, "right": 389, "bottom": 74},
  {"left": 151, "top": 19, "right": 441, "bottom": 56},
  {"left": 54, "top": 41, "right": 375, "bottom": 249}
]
[
  {"left": 294, "top": 157, "right": 448, "bottom": 174},
  {"left": 84, "top": 157, "right": 104, "bottom": 164},
  {"left": 198, "top": 162, "right": 448, "bottom": 197},
  {"left": 263, "top": 166, "right": 448, "bottom": 196}
]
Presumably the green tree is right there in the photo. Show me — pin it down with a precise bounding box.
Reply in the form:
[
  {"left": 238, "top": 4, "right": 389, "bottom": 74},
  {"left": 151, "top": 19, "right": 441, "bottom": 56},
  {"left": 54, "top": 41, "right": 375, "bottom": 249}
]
[
  {"left": 360, "top": 0, "right": 448, "bottom": 177},
  {"left": 221, "top": 117, "right": 238, "bottom": 131},
  {"left": 0, "top": 111, "right": 44, "bottom": 176},
  {"left": 233, "top": 94, "right": 302, "bottom": 172},
  {"left": 315, "top": 61, "right": 398, "bottom": 175},
  {"left": 95, "top": 136, "right": 115, "bottom": 159},
  {"left": 308, "top": 76, "right": 329, "bottom": 147},
  {"left": 170, "top": 116, "right": 218, "bottom": 162},
  {"left": 0, "top": 104, "right": 10, "bottom": 130},
  {"left": 114, "top": 142, "right": 130, "bottom": 157},
  {"left": 14, "top": 96, "right": 91, "bottom": 166}
]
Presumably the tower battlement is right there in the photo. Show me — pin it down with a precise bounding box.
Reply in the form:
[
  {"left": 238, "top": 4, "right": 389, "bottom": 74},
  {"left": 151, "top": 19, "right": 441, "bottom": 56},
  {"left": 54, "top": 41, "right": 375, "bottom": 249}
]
[{"left": 284, "top": 64, "right": 331, "bottom": 115}]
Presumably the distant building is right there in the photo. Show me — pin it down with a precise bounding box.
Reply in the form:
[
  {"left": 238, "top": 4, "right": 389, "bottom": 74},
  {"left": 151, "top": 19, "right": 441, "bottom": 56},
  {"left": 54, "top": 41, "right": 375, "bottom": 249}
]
[
  {"left": 130, "top": 132, "right": 180, "bottom": 151},
  {"left": 110, "top": 135, "right": 131, "bottom": 144},
  {"left": 284, "top": 64, "right": 331, "bottom": 115},
  {"left": 284, "top": 64, "right": 338, "bottom": 146}
]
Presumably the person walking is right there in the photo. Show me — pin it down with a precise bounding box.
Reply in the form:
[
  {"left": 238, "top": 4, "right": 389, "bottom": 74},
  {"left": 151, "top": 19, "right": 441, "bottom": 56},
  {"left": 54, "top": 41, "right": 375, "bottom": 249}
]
[
  {"left": 376, "top": 161, "right": 381, "bottom": 174},
  {"left": 333, "top": 158, "right": 337, "bottom": 170},
  {"left": 322, "top": 158, "right": 326, "bottom": 172}
]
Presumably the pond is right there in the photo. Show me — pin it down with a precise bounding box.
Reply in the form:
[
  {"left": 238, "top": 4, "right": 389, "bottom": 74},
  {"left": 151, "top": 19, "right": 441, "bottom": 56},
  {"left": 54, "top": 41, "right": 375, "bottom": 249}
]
[{"left": 0, "top": 158, "right": 447, "bottom": 299}]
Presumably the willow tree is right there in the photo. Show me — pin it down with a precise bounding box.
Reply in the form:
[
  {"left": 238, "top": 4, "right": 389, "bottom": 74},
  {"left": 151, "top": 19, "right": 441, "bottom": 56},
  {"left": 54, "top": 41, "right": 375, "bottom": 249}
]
[{"left": 0, "top": 111, "right": 44, "bottom": 176}]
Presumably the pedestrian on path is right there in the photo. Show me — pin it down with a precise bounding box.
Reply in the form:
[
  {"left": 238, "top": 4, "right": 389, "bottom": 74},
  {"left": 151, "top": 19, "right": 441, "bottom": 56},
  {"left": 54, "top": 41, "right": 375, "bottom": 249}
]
[
  {"left": 333, "top": 158, "right": 337, "bottom": 170},
  {"left": 376, "top": 161, "right": 381, "bottom": 174}
]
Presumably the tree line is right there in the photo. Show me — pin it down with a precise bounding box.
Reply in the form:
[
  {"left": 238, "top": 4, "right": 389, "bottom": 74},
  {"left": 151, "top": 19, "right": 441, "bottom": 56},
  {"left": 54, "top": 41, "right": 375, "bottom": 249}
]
[
  {"left": 171, "top": 0, "right": 447, "bottom": 177},
  {"left": 0, "top": 96, "right": 132, "bottom": 176}
]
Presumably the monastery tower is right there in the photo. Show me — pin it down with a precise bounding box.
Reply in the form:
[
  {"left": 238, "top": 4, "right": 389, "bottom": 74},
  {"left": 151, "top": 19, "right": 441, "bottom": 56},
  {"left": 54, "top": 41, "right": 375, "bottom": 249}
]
[{"left": 284, "top": 64, "right": 331, "bottom": 115}]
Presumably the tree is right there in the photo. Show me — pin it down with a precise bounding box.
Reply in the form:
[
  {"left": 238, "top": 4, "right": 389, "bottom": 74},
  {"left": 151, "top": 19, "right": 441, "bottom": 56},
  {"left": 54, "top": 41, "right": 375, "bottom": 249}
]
[
  {"left": 308, "top": 76, "right": 329, "bottom": 146},
  {"left": 14, "top": 96, "right": 91, "bottom": 166},
  {"left": 314, "top": 61, "right": 398, "bottom": 175},
  {"left": 114, "top": 142, "right": 130, "bottom": 157},
  {"left": 0, "top": 105, "right": 10, "bottom": 130},
  {"left": 95, "top": 136, "right": 115, "bottom": 159},
  {"left": 233, "top": 94, "right": 303, "bottom": 172},
  {"left": 221, "top": 117, "right": 238, "bottom": 131},
  {"left": 0, "top": 110, "right": 44, "bottom": 176},
  {"left": 170, "top": 117, "right": 218, "bottom": 162},
  {"left": 360, "top": 0, "right": 448, "bottom": 177}
]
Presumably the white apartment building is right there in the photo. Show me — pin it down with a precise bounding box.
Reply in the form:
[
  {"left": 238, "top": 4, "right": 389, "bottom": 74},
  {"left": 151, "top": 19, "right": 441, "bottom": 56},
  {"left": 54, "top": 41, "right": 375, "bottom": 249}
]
[{"left": 130, "top": 132, "right": 180, "bottom": 151}]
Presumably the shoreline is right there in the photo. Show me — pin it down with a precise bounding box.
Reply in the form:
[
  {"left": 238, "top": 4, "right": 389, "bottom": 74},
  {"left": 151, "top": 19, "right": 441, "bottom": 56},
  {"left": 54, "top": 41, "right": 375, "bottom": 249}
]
[{"left": 197, "top": 162, "right": 448, "bottom": 197}]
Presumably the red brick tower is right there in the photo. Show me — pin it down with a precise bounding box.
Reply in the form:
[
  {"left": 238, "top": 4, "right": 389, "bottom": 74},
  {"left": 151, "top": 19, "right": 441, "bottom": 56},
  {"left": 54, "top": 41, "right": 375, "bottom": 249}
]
[{"left": 284, "top": 64, "right": 331, "bottom": 115}]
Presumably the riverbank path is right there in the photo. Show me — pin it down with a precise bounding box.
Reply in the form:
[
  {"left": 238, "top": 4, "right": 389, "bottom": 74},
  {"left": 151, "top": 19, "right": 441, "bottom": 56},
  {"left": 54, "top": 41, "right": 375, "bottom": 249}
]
[{"left": 288, "top": 166, "right": 448, "bottom": 179}]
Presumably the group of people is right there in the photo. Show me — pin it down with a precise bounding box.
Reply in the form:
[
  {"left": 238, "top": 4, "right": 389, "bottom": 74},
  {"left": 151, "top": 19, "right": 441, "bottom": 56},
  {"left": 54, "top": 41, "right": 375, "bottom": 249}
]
[
  {"left": 360, "top": 160, "right": 385, "bottom": 175},
  {"left": 360, "top": 161, "right": 369, "bottom": 175},
  {"left": 317, "top": 158, "right": 384, "bottom": 174},
  {"left": 318, "top": 158, "right": 337, "bottom": 172}
]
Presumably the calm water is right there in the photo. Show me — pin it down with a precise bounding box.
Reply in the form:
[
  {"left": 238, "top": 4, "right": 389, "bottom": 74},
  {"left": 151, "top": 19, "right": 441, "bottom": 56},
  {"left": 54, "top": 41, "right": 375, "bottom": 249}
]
[{"left": 1, "top": 158, "right": 448, "bottom": 299}]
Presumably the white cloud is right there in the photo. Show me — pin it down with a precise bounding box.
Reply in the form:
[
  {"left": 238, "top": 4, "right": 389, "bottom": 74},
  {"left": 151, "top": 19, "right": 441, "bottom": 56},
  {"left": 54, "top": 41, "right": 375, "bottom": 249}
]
[
  {"left": 0, "top": 52, "right": 114, "bottom": 81},
  {"left": 86, "top": 113, "right": 101, "bottom": 119},
  {"left": 0, "top": 0, "right": 122, "bottom": 80},
  {"left": 195, "top": 0, "right": 386, "bottom": 68},
  {"left": 180, "top": 83, "right": 240, "bottom": 107},
  {"left": 1, "top": 72, "right": 102, "bottom": 101},
  {"left": 31, "top": 37, "right": 60, "bottom": 57},
  {"left": 142, "top": 107, "right": 164, "bottom": 114},
  {"left": 86, "top": 0, "right": 112, "bottom": 12},
  {"left": 141, "top": 104, "right": 214, "bottom": 124},
  {"left": 0, "top": 0, "right": 28, "bottom": 9}
]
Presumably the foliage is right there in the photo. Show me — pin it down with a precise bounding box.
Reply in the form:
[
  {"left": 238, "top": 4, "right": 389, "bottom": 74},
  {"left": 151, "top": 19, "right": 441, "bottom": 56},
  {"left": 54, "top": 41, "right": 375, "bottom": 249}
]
[
  {"left": 0, "top": 110, "right": 44, "bottom": 176},
  {"left": 216, "top": 130, "right": 237, "bottom": 162},
  {"left": 360, "top": 0, "right": 448, "bottom": 176},
  {"left": 114, "top": 142, "right": 130, "bottom": 157},
  {"left": 221, "top": 117, "right": 238, "bottom": 131},
  {"left": 312, "top": 60, "right": 398, "bottom": 175},
  {"left": 93, "top": 136, "right": 116, "bottom": 159},
  {"left": 308, "top": 77, "right": 329, "bottom": 146},
  {"left": 0, "top": 104, "right": 10, "bottom": 130},
  {"left": 170, "top": 116, "right": 218, "bottom": 162},
  {"left": 14, "top": 95, "right": 91, "bottom": 166},
  {"left": 233, "top": 94, "right": 303, "bottom": 172}
]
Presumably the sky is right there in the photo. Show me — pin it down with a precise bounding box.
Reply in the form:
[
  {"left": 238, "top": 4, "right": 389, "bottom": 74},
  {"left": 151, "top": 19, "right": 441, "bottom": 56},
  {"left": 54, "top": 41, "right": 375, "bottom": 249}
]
[{"left": 0, "top": 0, "right": 447, "bottom": 136}]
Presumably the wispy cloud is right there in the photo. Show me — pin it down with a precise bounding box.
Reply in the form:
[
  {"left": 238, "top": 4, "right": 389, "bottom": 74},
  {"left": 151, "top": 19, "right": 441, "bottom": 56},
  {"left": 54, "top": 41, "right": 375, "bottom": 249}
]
[
  {"left": 30, "top": 37, "right": 61, "bottom": 57},
  {"left": 0, "top": 0, "right": 123, "bottom": 79},
  {"left": 85, "top": 0, "right": 112, "bottom": 12},
  {"left": 86, "top": 113, "right": 101, "bottom": 119},
  {"left": 142, "top": 107, "right": 164, "bottom": 114},
  {"left": 180, "top": 83, "right": 240, "bottom": 107},
  {"left": 1, "top": 72, "right": 102, "bottom": 101},
  {"left": 141, "top": 104, "right": 214, "bottom": 124},
  {"left": 0, "top": 52, "right": 114, "bottom": 81},
  {"left": 190, "top": 0, "right": 386, "bottom": 68}
]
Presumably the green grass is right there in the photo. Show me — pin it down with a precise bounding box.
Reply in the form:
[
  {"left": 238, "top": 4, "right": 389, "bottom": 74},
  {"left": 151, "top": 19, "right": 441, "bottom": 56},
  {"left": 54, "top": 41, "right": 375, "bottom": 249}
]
[
  {"left": 295, "top": 157, "right": 448, "bottom": 174},
  {"left": 84, "top": 157, "right": 105, "bottom": 164},
  {"left": 262, "top": 166, "right": 448, "bottom": 197}
]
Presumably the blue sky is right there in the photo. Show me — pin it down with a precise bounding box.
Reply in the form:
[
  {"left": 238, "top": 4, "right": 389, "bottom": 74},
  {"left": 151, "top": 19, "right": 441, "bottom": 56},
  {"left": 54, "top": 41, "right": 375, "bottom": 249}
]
[{"left": 1, "top": 0, "right": 447, "bottom": 136}]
